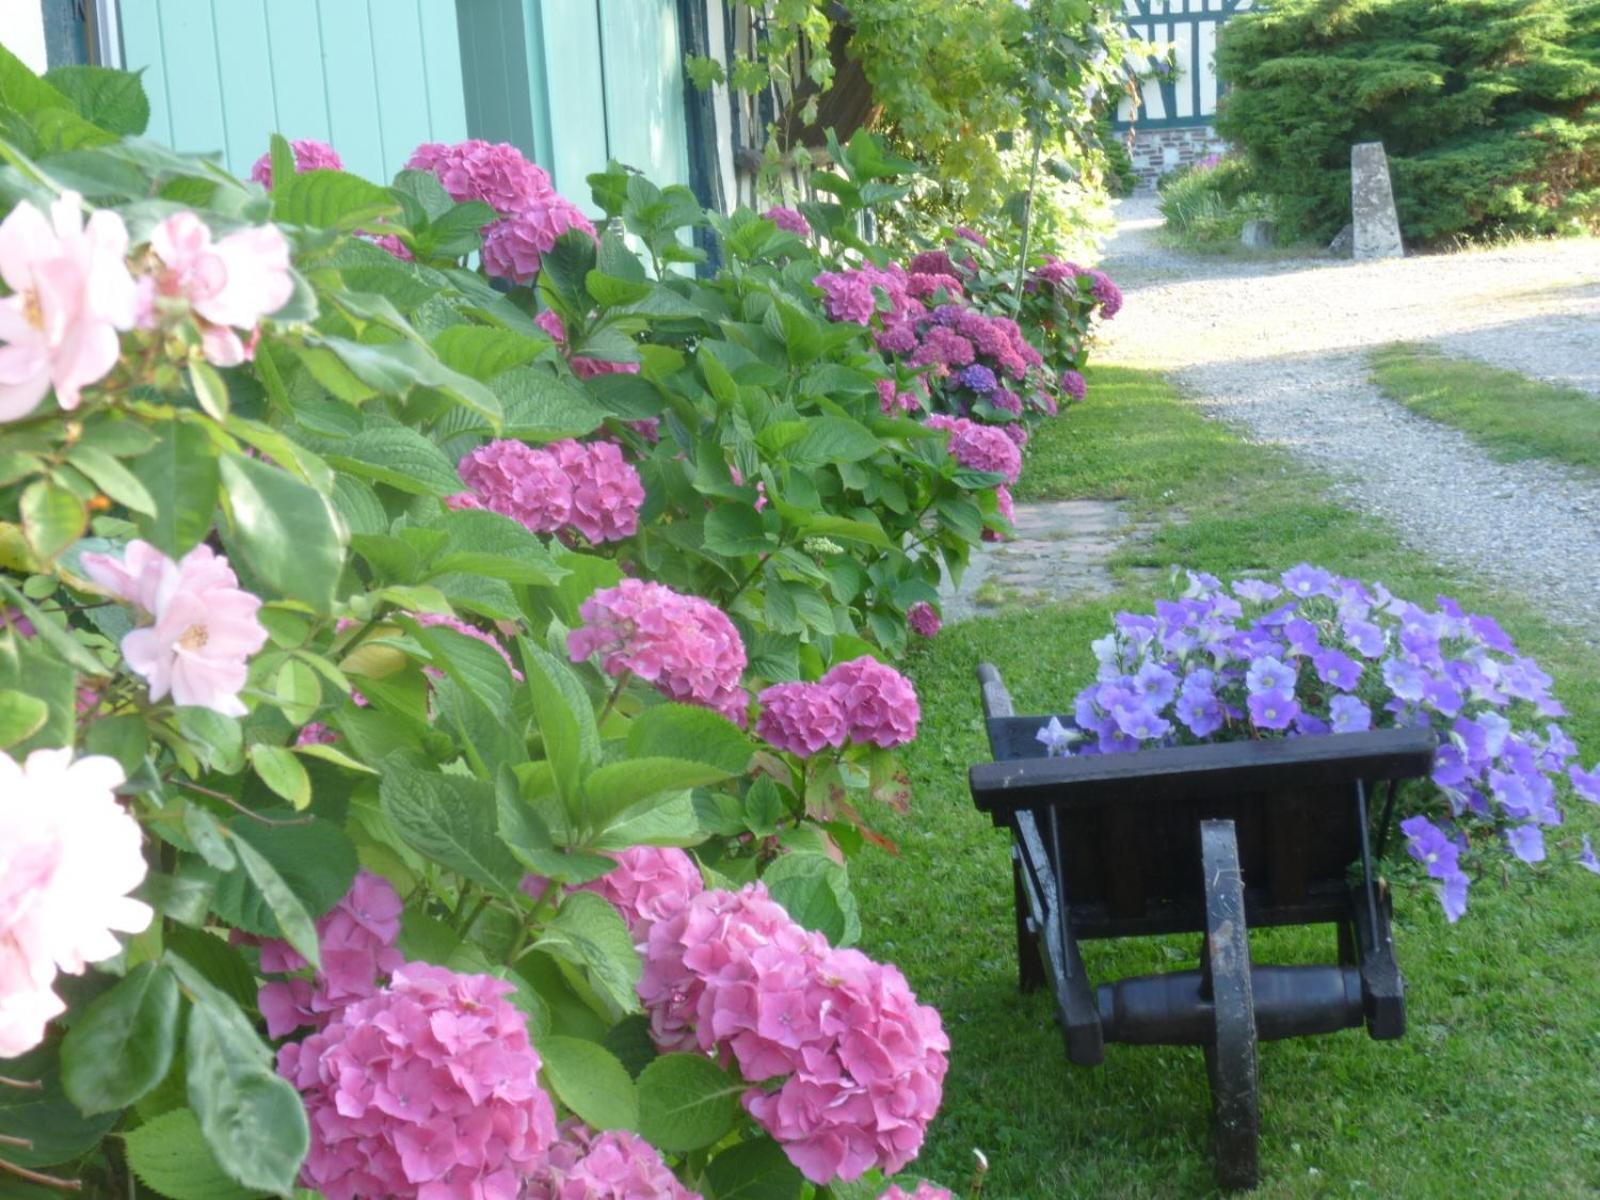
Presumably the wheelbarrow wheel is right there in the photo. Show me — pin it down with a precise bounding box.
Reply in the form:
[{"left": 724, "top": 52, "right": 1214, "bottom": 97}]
[{"left": 1200, "top": 819, "right": 1260, "bottom": 1191}]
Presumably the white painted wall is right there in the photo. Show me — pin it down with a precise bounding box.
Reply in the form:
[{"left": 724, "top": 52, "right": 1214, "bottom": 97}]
[{"left": 1, "top": 1, "right": 48, "bottom": 73}]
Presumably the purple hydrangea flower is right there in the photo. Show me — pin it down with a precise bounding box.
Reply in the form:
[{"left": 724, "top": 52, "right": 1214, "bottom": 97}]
[{"left": 958, "top": 364, "right": 998, "bottom": 395}]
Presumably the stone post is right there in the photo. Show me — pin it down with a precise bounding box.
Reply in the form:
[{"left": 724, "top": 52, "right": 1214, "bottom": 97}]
[{"left": 1351, "top": 142, "right": 1404, "bottom": 260}]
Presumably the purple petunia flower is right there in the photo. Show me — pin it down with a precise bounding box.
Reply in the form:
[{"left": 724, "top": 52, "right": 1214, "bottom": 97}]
[
  {"left": 1381, "top": 657, "right": 1426, "bottom": 703},
  {"left": 1133, "top": 662, "right": 1178, "bottom": 708},
  {"left": 1580, "top": 836, "right": 1600, "bottom": 875},
  {"left": 1329, "top": 694, "right": 1372, "bottom": 733},
  {"left": 1248, "top": 688, "right": 1298, "bottom": 731},
  {"left": 1506, "top": 824, "right": 1546, "bottom": 865},
  {"left": 1283, "top": 619, "right": 1321, "bottom": 657},
  {"left": 1343, "top": 619, "right": 1386, "bottom": 658},
  {"left": 1036, "top": 716, "right": 1074, "bottom": 757},
  {"left": 1175, "top": 686, "right": 1224, "bottom": 738},
  {"left": 1281, "top": 564, "right": 1334, "bottom": 598},
  {"left": 1569, "top": 763, "right": 1600, "bottom": 805},
  {"left": 1312, "top": 649, "right": 1362, "bottom": 691},
  {"left": 1232, "top": 579, "right": 1281, "bottom": 604},
  {"left": 1112, "top": 700, "right": 1171, "bottom": 742},
  {"left": 1439, "top": 874, "right": 1470, "bottom": 922},
  {"left": 1245, "top": 656, "right": 1294, "bottom": 695}
]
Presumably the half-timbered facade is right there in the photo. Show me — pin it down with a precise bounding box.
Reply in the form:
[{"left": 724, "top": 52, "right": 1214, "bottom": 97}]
[{"left": 1112, "top": 0, "right": 1252, "bottom": 187}]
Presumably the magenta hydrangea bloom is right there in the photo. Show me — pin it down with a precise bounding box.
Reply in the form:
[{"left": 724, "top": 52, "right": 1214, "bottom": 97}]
[
  {"left": 814, "top": 270, "right": 878, "bottom": 325},
  {"left": 579, "top": 847, "right": 704, "bottom": 944},
  {"left": 880, "top": 1184, "right": 954, "bottom": 1200},
  {"left": 907, "top": 602, "right": 942, "bottom": 639},
  {"left": 482, "top": 195, "right": 597, "bottom": 285},
  {"left": 406, "top": 139, "right": 550, "bottom": 215},
  {"left": 762, "top": 206, "right": 811, "bottom": 238},
  {"left": 568, "top": 580, "right": 749, "bottom": 725},
  {"left": 249, "top": 139, "right": 343, "bottom": 189},
  {"left": 926, "top": 415, "right": 1022, "bottom": 484},
  {"left": 547, "top": 439, "right": 645, "bottom": 543},
  {"left": 909, "top": 249, "right": 958, "bottom": 277},
  {"left": 822, "top": 656, "right": 920, "bottom": 749},
  {"left": 278, "top": 962, "right": 558, "bottom": 1200},
  {"left": 877, "top": 378, "right": 923, "bottom": 414},
  {"left": 414, "top": 612, "right": 522, "bottom": 681},
  {"left": 637, "top": 883, "right": 949, "bottom": 1184},
  {"left": 527, "top": 1120, "right": 702, "bottom": 1200},
  {"left": 295, "top": 721, "right": 338, "bottom": 747},
  {"left": 953, "top": 226, "right": 988, "bottom": 246},
  {"left": 756, "top": 682, "right": 848, "bottom": 756},
  {"left": 1060, "top": 369, "right": 1087, "bottom": 402},
  {"left": 458, "top": 439, "right": 573, "bottom": 533},
  {"left": 1080, "top": 268, "right": 1123, "bottom": 317},
  {"left": 536, "top": 310, "right": 640, "bottom": 380},
  {"left": 254, "top": 870, "right": 404, "bottom": 1039}
]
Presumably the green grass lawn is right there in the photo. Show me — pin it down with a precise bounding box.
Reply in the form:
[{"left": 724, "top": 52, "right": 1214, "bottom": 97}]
[
  {"left": 856, "top": 366, "right": 1600, "bottom": 1198},
  {"left": 1369, "top": 344, "right": 1600, "bottom": 472}
]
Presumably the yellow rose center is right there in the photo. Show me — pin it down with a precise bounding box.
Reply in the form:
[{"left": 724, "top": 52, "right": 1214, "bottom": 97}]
[{"left": 178, "top": 624, "right": 209, "bottom": 651}]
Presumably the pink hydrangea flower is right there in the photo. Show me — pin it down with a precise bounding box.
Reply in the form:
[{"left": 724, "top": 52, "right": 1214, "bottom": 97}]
[
  {"left": 953, "top": 226, "right": 988, "bottom": 246},
  {"left": 0, "top": 748, "right": 150, "bottom": 1057},
  {"left": 984, "top": 483, "right": 1016, "bottom": 544},
  {"left": 638, "top": 883, "right": 948, "bottom": 1184},
  {"left": 249, "top": 138, "right": 344, "bottom": 189},
  {"left": 905, "top": 272, "right": 964, "bottom": 300},
  {"left": 1000, "top": 422, "right": 1029, "bottom": 450},
  {"left": 762, "top": 206, "right": 812, "bottom": 238},
  {"left": 813, "top": 271, "right": 878, "bottom": 325},
  {"left": 142, "top": 211, "right": 294, "bottom": 366},
  {"left": 458, "top": 439, "right": 574, "bottom": 533},
  {"left": 1060, "top": 369, "right": 1087, "bottom": 402},
  {"left": 279, "top": 963, "right": 557, "bottom": 1200},
  {"left": 907, "top": 603, "right": 941, "bottom": 638},
  {"left": 1030, "top": 255, "right": 1082, "bottom": 288},
  {"left": 568, "top": 580, "right": 749, "bottom": 725},
  {"left": 756, "top": 682, "right": 848, "bottom": 756},
  {"left": 926, "top": 416, "right": 1022, "bottom": 484},
  {"left": 821, "top": 657, "right": 920, "bottom": 749},
  {"left": 482, "top": 195, "right": 598, "bottom": 285},
  {"left": 295, "top": 722, "right": 337, "bottom": 747},
  {"left": 880, "top": 1184, "right": 954, "bottom": 1200},
  {"left": 406, "top": 139, "right": 551, "bottom": 216},
  {"left": 547, "top": 439, "right": 645, "bottom": 543},
  {"left": 254, "top": 870, "right": 404, "bottom": 1038},
  {"left": 626, "top": 418, "right": 660, "bottom": 443},
  {"left": 414, "top": 612, "right": 522, "bottom": 681},
  {"left": 81, "top": 540, "right": 269, "bottom": 717},
  {"left": 908, "top": 250, "right": 958, "bottom": 277},
  {"left": 444, "top": 491, "right": 485, "bottom": 511},
  {"left": 0, "top": 191, "right": 138, "bottom": 420},
  {"left": 361, "top": 232, "right": 414, "bottom": 262},
  {"left": 1081, "top": 268, "right": 1123, "bottom": 317},
  {"left": 527, "top": 1120, "right": 702, "bottom": 1200},
  {"left": 576, "top": 847, "right": 704, "bottom": 944},
  {"left": 535, "top": 310, "right": 640, "bottom": 380}
]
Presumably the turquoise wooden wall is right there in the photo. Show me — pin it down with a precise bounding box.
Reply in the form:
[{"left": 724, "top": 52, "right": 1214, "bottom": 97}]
[
  {"left": 119, "top": 0, "right": 469, "bottom": 183},
  {"left": 456, "top": 0, "right": 690, "bottom": 202}
]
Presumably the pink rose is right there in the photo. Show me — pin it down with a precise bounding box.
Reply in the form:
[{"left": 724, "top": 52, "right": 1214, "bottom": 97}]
[{"left": 144, "top": 211, "right": 294, "bottom": 366}]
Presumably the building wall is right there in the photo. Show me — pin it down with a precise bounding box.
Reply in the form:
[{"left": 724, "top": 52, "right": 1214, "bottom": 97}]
[
  {"left": 1, "top": 3, "right": 49, "bottom": 73},
  {"left": 118, "top": 0, "right": 469, "bottom": 182},
  {"left": 1126, "top": 125, "right": 1228, "bottom": 190}
]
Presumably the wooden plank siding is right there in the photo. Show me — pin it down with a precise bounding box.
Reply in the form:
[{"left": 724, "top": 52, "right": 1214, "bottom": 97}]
[{"left": 119, "top": 0, "right": 469, "bottom": 182}]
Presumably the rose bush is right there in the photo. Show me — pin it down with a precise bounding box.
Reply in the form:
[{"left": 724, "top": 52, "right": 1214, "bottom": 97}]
[{"left": 0, "top": 50, "right": 1041, "bottom": 1200}]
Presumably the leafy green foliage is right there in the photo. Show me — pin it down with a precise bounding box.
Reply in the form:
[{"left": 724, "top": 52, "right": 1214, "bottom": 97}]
[{"left": 1216, "top": 0, "right": 1600, "bottom": 243}]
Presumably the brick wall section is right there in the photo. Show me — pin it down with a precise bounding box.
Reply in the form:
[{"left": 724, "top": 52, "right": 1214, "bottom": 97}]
[{"left": 1125, "top": 126, "right": 1230, "bottom": 191}]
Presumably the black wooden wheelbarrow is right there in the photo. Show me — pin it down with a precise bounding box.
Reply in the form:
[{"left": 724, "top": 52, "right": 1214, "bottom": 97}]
[{"left": 967, "top": 664, "right": 1438, "bottom": 1190}]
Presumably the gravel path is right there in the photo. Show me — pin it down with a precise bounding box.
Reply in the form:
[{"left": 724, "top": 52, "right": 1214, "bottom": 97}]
[{"left": 1096, "top": 195, "right": 1600, "bottom": 629}]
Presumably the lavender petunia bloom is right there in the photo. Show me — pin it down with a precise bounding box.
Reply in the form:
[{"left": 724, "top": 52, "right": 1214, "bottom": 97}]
[
  {"left": 1439, "top": 873, "right": 1470, "bottom": 923},
  {"left": 1506, "top": 824, "right": 1546, "bottom": 865},
  {"left": 1430, "top": 743, "right": 1470, "bottom": 789},
  {"left": 1036, "top": 715, "right": 1075, "bottom": 757},
  {"left": 1112, "top": 700, "right": 1172, "bottom": 742},
  {"left": 1247, "top": 688, "right": 1298, "bottom": 731},
  {"left": 1580, "top": 835, "right": 1600, "bottom": 875},
  {"left": 1281, "top": 563, "right": 1334, "bottom": 598},
  {"left": 1283, "top": 618, "right": 1321, "bottom": 657},
  {"left": 1467, "top": 613, "right": 1517, "bottom": 653},
  {"left": 1401, "top": 815, "right": 1462, "bottom": 879},
  {"left": 1342, "top": 619, "right": 1386, "bottom": 658},
  {"left": 1175, "top": 687, "right": 1225, "bottom": 738},
  {"left": 1422, "top": 676, "right": 1463, "bottom": 717},
  {"left": 1569, "top": 763, "right": 1600, "bottom": 805},
  {"left": 1099, "top": 726, "right": 1141, "bottom": 754},
  {"left": 1295, "top": 712, "right": 1331, "bottom": 737},
  {"left": 1381, "top": 657, "right": 1426, "bottom": 703},
  {"left": 1245, "top": 655, "right": 1294, "bottom": 695},
  {"left": 1329, "top": 694, "right": 1372, "bottom": 734},
  {"left": 1544, "top": 724, "right": 1578, "bottom": 763},
  {"left": 1312, "top": 649, "right": 1362, "bottom": 691},
  {"left": 1133, "top": 661, "right": 1178, "bottom": 708}
]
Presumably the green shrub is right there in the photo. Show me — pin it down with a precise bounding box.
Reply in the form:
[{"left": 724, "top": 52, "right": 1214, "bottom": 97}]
[
  {"left": 1157, "top": 157, "right": 1278, "bottom": 248},
  {"left": 1215, "top": 0, "right": 1600, "bottom": 245}
]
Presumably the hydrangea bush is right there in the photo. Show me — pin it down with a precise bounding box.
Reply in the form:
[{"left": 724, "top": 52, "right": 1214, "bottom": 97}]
[
  {"left": 1053, "top": 566, "right": 1600, "bottom": 921},
  {"left": 0, "top": 51, "right": 1029, "bottom": 1200}
]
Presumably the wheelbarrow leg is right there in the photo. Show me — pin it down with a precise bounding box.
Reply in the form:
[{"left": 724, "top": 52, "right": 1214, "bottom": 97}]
[{"left": 1200, "top": 819, "right": 1260, "bottom": 1191}]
